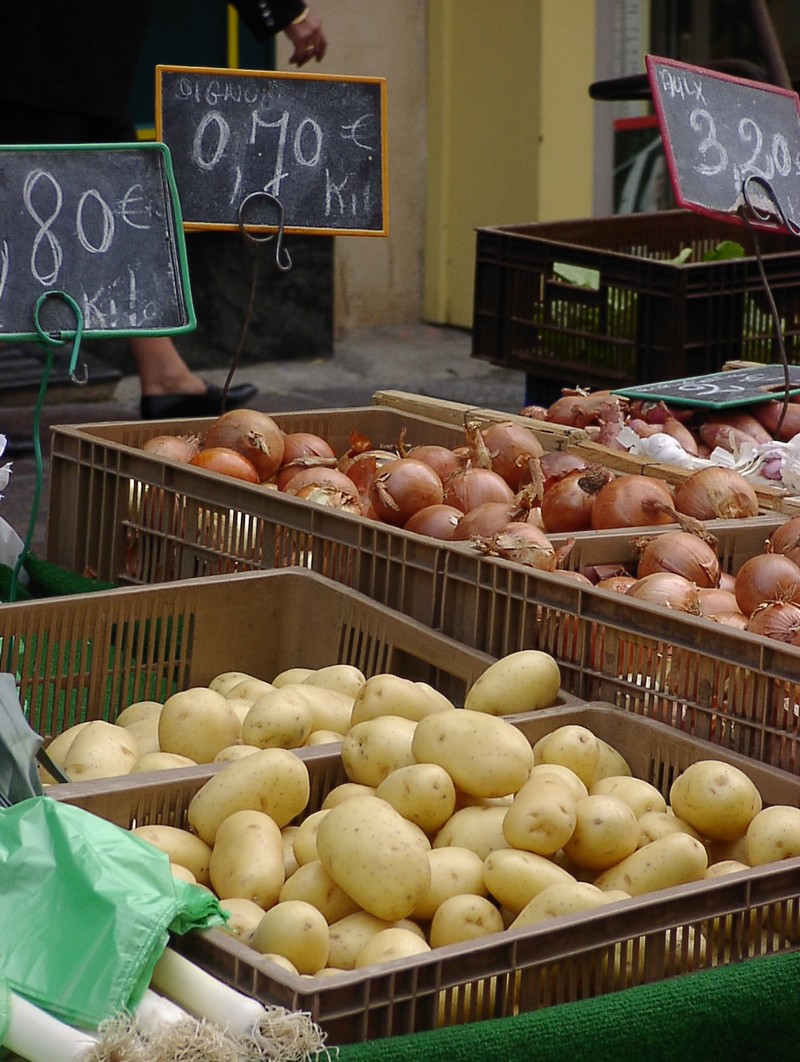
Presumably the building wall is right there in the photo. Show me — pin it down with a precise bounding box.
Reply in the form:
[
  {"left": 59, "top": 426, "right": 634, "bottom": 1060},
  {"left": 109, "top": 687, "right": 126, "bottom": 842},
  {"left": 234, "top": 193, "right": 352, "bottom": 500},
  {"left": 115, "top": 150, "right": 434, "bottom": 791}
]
[{"left": 275, "top": 0, "right": 598, "bottom": 334}]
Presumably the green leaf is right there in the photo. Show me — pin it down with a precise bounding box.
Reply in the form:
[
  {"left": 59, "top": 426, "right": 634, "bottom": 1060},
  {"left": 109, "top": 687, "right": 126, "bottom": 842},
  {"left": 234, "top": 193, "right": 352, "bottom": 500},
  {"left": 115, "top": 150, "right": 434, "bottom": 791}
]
[
  {"left": 553, "top": 262, "right": 600, "bottom": 290},
  {"left": 665, "top": 246, "right": 694, "bottom": 265},
  {"left": 703, "top": 240, "right": 745, "bottom": 262}
]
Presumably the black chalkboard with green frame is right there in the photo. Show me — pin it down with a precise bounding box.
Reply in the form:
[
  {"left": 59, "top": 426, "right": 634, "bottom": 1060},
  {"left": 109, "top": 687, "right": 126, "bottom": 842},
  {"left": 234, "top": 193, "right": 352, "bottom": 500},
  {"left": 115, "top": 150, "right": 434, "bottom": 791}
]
[{"left": 0, "top": 142, "right": 195, "bottom": 341}]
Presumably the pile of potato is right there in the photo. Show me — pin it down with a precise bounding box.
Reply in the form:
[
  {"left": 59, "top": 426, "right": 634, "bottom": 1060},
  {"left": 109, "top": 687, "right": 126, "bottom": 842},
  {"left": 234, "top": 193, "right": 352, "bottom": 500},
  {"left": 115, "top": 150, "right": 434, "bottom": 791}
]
[
  {"left": 40, "top": 649, "right": 564, "bottom": 784},
  {"left": 127, "top": 655, "right": 800, "bottom": 977}
]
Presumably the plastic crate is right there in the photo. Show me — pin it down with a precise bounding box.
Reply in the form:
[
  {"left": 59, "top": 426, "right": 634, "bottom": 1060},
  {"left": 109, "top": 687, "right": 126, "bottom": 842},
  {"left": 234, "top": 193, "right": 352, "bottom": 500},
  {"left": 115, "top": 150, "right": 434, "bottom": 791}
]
[
  {"left": 0, "top": 567, "right": 527, "bottom": 745},
  {"left": 471, "top": 209, "right": 800, "bottom": 393},
  {"left": 52, "top": 704, "right": 800, "bottom": 1045}
]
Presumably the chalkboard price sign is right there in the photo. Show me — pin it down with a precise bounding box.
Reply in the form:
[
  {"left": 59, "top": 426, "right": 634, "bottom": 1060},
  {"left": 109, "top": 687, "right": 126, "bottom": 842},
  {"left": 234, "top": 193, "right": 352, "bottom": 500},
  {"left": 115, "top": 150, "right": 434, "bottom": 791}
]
[
  {"left": 0, "top": 143, "right": 195, "bottom": 341},
  {"left": 614, "top": 363, "right": 800, "bottom": 409},
  {"left": 156, "top": 65, "right": 388, "bottom": 235},
  {"left": 645, "top": 54, "right": 800, "bottom": 230}
]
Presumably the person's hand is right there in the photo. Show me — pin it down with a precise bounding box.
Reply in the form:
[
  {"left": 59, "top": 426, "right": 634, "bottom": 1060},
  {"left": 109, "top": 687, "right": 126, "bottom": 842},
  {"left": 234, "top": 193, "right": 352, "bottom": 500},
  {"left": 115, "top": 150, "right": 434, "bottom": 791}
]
[{"left": 285, "top": 10, "right": 327, "bottom": 67}]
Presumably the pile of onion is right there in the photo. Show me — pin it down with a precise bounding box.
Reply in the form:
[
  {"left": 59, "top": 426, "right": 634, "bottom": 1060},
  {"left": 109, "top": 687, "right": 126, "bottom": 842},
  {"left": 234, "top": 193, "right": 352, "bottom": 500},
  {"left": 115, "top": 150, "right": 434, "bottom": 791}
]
[{"left": 201, "top": 409, "right": 286, "bottom": 482}]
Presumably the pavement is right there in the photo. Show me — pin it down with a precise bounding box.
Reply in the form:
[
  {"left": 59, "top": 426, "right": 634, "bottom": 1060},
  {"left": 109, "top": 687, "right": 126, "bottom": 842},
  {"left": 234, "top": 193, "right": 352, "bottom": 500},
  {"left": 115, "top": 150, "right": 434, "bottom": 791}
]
[{"left": 0, "top": 323, "right": 528, "bottom": 557}]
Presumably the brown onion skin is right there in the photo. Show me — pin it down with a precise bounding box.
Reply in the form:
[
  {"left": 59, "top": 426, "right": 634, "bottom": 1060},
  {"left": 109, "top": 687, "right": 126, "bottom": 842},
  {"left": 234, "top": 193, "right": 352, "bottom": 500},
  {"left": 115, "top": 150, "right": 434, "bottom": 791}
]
[
  {"left": 281, "top": 431, "right": 335, "bottom": 464},
  {"left": 625, "top": 572, "right": 701, "bottom": 612},
  {"left": 538, "top": 451, "right": 589, "bottom": 488},
  {"left": 673, "top": 467, "right": 759, "bottom": 521},
  {"left": 341, "top": 449, "right": 398, "bottom": 508},
  {"left": 442, "top": 467, "right": 515, "bottom": 514},
  {"left": 283, "top": 465, "right": 362, "bottom": 506},
  {"left": 590, "top": 476, "right": 675, "bottom": 530},
  {"left": 142, "top": 434, "right": 199, "bottom": 463},
  {"left": 403, "top": 504, "right": 463, "bottom": 540},
  {"left": 636, "top": 531, "right": 720, "bottom": 588},
  {"left": 478, "top": 521, "right": 556, "bottom": 571},
  {"left": 189, "top": 447, "right": 260, "bottom": 483},
  {"left": 452, "top": 501, "right": 518, "bottom": 541},
  {"left": 769, "top": 517, "right": 800, "bottom": 567},
  {"left": 746, "top": 600, "right": 800, "bottom": 643},
  {"left": 405, "top": 444, "right": 465, "bottom": 485},
  {"left": 696, "top": 587, "right": 741, "bottom": 617},
  {"left": 596, "top": 575, "right": 637, "bottom": 594},
  {"left": 734, "top": 552, "right": 800, "bottom": 617},
  {"left": 540, "top": 467, "right": 612, "bottom": 534},
  {"left": 370, "top": 459, "right": 444, "bottom": 526},
  {"left": 481, "top": 421, "right": 545, "bottom": 491},
  {"left": 202, "top": 409, "right": 285, "bottom": 482},
  {"left": 751, "top": 400, "right": 800, "bottom": 442}
]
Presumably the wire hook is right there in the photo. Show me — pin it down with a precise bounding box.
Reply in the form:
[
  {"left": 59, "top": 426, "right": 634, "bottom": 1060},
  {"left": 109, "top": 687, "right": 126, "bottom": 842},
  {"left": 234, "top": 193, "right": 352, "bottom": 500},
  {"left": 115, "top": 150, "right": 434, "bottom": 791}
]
[
  {"left": 32, "top": 290, "right": 88, "bottom": 384},
  {"left": 742, "top": 174, "right": 800, "bottom": 237},
  {"left": 237, "top": 190, "right": 293, "bottom": 272}
]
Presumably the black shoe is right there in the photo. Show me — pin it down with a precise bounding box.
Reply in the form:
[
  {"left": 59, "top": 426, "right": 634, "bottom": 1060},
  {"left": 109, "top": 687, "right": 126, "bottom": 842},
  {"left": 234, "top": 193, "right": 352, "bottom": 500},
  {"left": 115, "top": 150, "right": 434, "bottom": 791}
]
[
  {"left": 4, "top": 434, "right": 37, "bottom": 458},
  {"left": 140, "top": 381, "right": 258, "bottom": 420}
]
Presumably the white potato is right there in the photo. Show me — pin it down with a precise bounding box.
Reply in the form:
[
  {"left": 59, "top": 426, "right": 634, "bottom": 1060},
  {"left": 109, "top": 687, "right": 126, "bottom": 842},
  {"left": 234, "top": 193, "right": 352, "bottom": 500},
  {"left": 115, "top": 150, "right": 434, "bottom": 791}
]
[
  {"left": 302, "top": 664, "right": 366, "bottom": 700},
  {"left": 746, "top": 805, "right": 800, "bottom": 865},
  {"left": 429, "top": 894, "right": 504, "bottom": 948},
  {"left": 158, "top": 688, "right": 242, "bottom": 764},
  {"left": 122, "top": 715, "right": 161, "bottom": 757},
  {"left": 502, "top": 773, "right": 577, "bottom": 856},
  {"left": 279, "top": 860, "right": 361, "bottom": 923},
  {"left": 131, "top": 751, "right": 197, "bottom": 773},
  {"left": 271, "top": 667, "right": 315, "bottom": 688},
  {"left": 63, "top": 720, "right": 139, "bottom": 780},
  {"left": 594, "top": 833, "right": 708, "bottom": 896},
  {"left": 304, "top": 730, "right": 345, "bottom": 746},
  {"left": 533, "top": 725, "right": 600, "bottom": 788},
  {"left": 114, "top": 700, "right": 162, "bottom": 728},
  {"left": 131, "top": 823, "right": 212, "bottom": 885},
  {"left": 293, "top": 685, "right": 354, "bottom": 735},
  {"left": 242, "top": 687, "right": 314, "bottom": 749},
  {"left": 321, "top": 782, "right": 377, "bottom": 810},
  {"left": 562, "top": 794, "right": 640, "bottom": 871},
  {"left": 510, "top": 881, "right": 612, "bottom": 928},
  {"left": 39, "top": 721, "right": 93, "bottom": 783},
  {"left": 251, "top": 900, "right": 330, "bottom": 974},
  {"left": 590, "top": 775, "right": 665, "bottom": 818},
  {"left": 375, "top": 762, "right": 457, "bottom": 834},
  {"left": 354, "top": 927, "right": 431, "bottom": 968},
  {"left": 483, "top": 848, "right": 576, "bottom": 915},
  {"left": 590, "top": 737, "right": 632, "bottom": 783},
  {"left": 225, "top": 677, "right": 275, "bottom": 702},
  {"left": 350, "top": 674, "right": 454, "bottom": 726},
  {"left": 669, "top": 760, "right": 762, "bottom": 841},
  {"left": 636, "top": 810, "right": 702, "bottom": 848},
  {"left": 328, "top": 911, "right": 396, "bottom": 970},
  {"left": 218, "top": 897, "right": 268, "bottom": 942},
  {"left": 464, "top": 650, "right": 561, "bottom": 715},
  {"left": 341, "top": 715, "right": 418, "bottom": 786},
  {"left": 208, "top": 671, "right": 257, "bottom": 696},
  {"left": 292, "top": 809, "right": 330, "bottom": 866},
  {"left": 209, "top": 809, "right": 285, "bottom": 908},
  {"left": 213, "top": 744, "right": 261, "bottom": 763},
  {"left": 411, "top": 846, "right": 488, "bottom": 921},
  {"left": 527, "top": 763, "right": 588, "bottom": 802},
  {"left": 432, "top": 805, "right": 508, "bottom": 859}
]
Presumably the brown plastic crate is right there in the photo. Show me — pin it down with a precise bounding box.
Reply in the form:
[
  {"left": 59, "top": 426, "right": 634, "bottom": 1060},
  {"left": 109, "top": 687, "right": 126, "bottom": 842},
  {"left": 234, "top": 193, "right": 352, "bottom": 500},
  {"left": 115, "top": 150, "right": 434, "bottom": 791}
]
[
  {"left": 0, "top": 567, "right": 524, "bottom": 745},
  {"left": 52, "top": 704, "right": 800, "bottom": 1045},
  {"left": 472, "top": 209, "right": 800, "bottom": 393}
]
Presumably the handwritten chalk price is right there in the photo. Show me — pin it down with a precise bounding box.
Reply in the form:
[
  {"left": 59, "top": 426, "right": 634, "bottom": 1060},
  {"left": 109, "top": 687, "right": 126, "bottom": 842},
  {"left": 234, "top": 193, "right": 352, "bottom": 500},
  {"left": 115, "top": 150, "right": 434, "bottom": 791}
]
[
  {"left": 0, "top": 144, "right": 194, "bottom": 341},
  {"left": 646, "top": 54, "right": 800, "bottom": 228}
]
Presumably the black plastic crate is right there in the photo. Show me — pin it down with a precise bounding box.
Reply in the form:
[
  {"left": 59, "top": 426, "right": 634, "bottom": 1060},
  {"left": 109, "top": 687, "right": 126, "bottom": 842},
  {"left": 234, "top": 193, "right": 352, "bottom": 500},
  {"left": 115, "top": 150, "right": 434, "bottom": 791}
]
[{"left": 472, "top": 209, "right": 800, "bottom": 396}]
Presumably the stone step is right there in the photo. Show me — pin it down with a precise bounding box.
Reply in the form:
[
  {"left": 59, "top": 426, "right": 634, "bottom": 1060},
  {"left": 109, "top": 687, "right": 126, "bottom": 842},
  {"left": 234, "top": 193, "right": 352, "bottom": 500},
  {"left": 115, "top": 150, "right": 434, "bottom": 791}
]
[{"left": 0, "top": 344, "right": 122, "bottom": 406}]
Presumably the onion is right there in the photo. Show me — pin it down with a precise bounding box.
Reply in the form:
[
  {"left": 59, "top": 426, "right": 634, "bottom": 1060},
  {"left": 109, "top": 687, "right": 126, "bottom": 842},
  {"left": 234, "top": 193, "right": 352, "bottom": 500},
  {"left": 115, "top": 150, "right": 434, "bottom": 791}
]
[
  {"left": 706, "top": 412, "right": 773, "bottom": 446},
  {"left": 475, "top": 521, "right": 556, "bottom": 571},
  {"left": 662, "top": 416, "right": 699, "bottom": 455},
  {"left": 746, "top": 600, "right": 800, "bottom": 642},
  {"left": 406, "top": 444, "right": 467, "bottom": 484},
  {"left": 452, "top": 501, "right": 519, "bottom": 541},
  {"left": 751, "top": 399, "right": 800, "bottom": 441},
  {"left": 696, "top": 587, "right": 741, "bottom": 617},
  {"left": 626, "top": 572, "right": 701, "bottom": 613},
  {"left": 370, "top": 458, "right": 444, "bottom": 526},
  {"left": 734, "top": 552, "right": 800, "bottom": 616},
  {"left": 710, "top": 610, "right": 749, "bottom": 630},
  {"left": 719, "top": 570, "right": 737, "bottom": 593},
  {"left": 539, "top": 451, "right": 588, "bottom": 487},
  {"left": 545, "top": 391, "right": 624, "bottom": 429},
  {"left": 189, "top": 447, "right": 259, "bottom": 482},
  {"left": 341, "top": 449, "right": 398, "bottom": 508},
  {"left": 142, "top": 434, "right": 200, "bottom": 462},
  {"left": 673, "top": 467, "right": 759, "bottom": 521},
  {"left": 552, "top": 569, "right": 593, "bottom": 585},
  {"left": 697, "top": 422, "right": 762, "bottom": 454},
  {"left": 590, "top": 475, "right": 676, "bottom": 530},
  {"left": 202, "top": 408, "right": 285, "bottom": 482},
  {"left": 442, "top": 466, "right": 515, "bottom": 513},
  {"left": 403, "top": 503, "right": 463, "bottom": 540},
  {"left": 276, "top": 431, "right": 337, "bottom": 489},
  {"left": 768, "top": 517, "right": 800, "bottom": 566},
  {"left": 540, "top": 465, "right": 615, "bottom": 533},
  {"left": 596, "top": 574, "right": 637, "bottom": 594},
  {"left": 481, "top": 421, "right": 545, "bottom": 490},
  {"left": 635, "top": 530, "right": 720, "bottom": 588},
  {"left": 291, "top": 483, "right": 363, "bottom": 513},
  {"left": 284, "top": 465, "right": 362, "bottom": 506}
]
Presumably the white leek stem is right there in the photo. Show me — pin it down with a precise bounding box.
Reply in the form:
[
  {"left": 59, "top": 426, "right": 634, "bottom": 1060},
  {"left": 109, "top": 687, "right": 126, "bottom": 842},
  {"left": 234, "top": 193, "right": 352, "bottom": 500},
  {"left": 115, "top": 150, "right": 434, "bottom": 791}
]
[
  {"left": 133, "top": 988, "right": 190, "bottom": 1036},
  {"left": 2, "top": 991, "right": 98, "bottom": 1062},
  {"left": 151, "top": 947, "right": 267, "bottom": 1036}
]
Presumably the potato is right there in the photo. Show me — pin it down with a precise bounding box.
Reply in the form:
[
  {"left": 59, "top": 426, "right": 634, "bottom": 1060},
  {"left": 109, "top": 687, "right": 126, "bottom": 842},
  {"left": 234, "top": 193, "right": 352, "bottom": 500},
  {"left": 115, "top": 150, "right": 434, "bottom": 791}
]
[
  {"left": 208, "top": 809, "right": 285, "bottom": 908},
  {"left": 122, "top": 715, "right": 161, "bottom": 757},
  {"left": 187, "top": 748, "right": 310, "bottom": 845},
  {"left": 532, "top": 725, "right": 600, "bottom": 788},
  {"left": 225, "top": 677, "right": 275, "bottom": 702},
  {"left": 590, "top": 737, "right": 632, "bottom": 783},
  {"left": 412, "top": 710, "right": 533, "bottom": 798},
  {"left": 502, "top": 773, "right": 577, "bottom": 855},
  {"left": 217, "top": 897, "right": 268, "bottom": 942},
  {"left": 527, "top": 763, "right": 588, "bottom": 802},
  {"left": 131, "top": 823, "right": 212, "bottom": 885},
  {"left": 350, "top": 674, "right": 454, "bottom": 726},
  {"left": 114, "top": 700, "right": 162, "bottom": 728},
  {"left": 304, "top": 730, "right": 346, "bottom": 746},
  {"left": 302, "top": 664, "right": 366, "bottom": 700},
  {"left": 316, "top": 795, "right": 431, "bottom": 921},
  {"left": 746, "top": 805, "right": 800, "bottom": 865},
  {"left": 213, "top": 744, "right": 261, "bottom": 763},
  {"left": 430, "top": 894, "right": 504, "bottom": 948},
  {"left": 411, "top": 846, "right": 488, "bottom": 921},
  {"left": 251, "top": 899, "right": 330, "bottom": 974},
  {"left": 281, "top": 826, "right": 300, "bottom": 878},
  {"left": 637, "top": 810, "right": 702, "bottom": 848},
  {"left": 432, "top": 805, "right": 508, "bottom": 859},
  {"left": 63, "top": 720, "right": 139, "bottom": 780},
  {"left": 327, "top": 911, "right": 395, "bottom": 970},
  {"left": 375, "top": 762, "right": 457, "bottom": 834},
  {"left": 271, "top": 667, "right": 315, "bottom": 688},
  {"left": 464, "top": 650, "right": 561, "bottom": 715},
  {"left": 354, "top": 927, "right": 431, "bottom": 968},
  {"left": 293, "top": 685, "right": 354, "bottom": 735},
  {"left": 225, "top": 698, "right": 254, "bottom": 727},
  {"left": 39, "top": 721, "right": 92, "bottom": 783},
  {"left": 288, "top": 808, "right": 327, "bottom": 866},
  {"left": 341, "top": 715, "right": 418, "bottom": 786},
  {"left": 169, "top": 863, "right": 197, "bottom": 885},
  {"left": 562, "top": 794, "right": 640, "bottom": 871},
  {"left": 594, "top": 833, "right": 708, "bottom": 896},
  {"left": 131, "top": 751, "right": 196, "bottom": 773},
  {"left": 279, "top": 860, "right": 362, "bottom": 923},
  {"left": 321, "top": 782, "right": 377, "bottom": 810},
  {"left": 242, "top": 687, "right": 314, "bottom": 750},
  {"left": 510, "top": 881, "right": 612, "bottom": 929},
  {"left": 705, "top": 859, "right": 751, "bottom": 879},
  {"left": 208, "top": 671, "right": 256, "bottom": 696},
  {"left": 590, "top": 776, "right": 666, "bottom": 818},
  {"left": 669, "top": 759, "right": 762, "bottom": 841},
  {"left": 158, "top": 688, "right": 242, "bottom": 764},
  {"left": 483, "top": 848, "right": 576, "bottom": 915}
]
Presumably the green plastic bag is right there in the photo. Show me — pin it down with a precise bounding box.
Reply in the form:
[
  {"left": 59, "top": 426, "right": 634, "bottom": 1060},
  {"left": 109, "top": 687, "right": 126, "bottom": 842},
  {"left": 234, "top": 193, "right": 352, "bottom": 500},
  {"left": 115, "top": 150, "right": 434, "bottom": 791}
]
[{"left": 0, "top": 796, "right": 228, "bottom": 1029}]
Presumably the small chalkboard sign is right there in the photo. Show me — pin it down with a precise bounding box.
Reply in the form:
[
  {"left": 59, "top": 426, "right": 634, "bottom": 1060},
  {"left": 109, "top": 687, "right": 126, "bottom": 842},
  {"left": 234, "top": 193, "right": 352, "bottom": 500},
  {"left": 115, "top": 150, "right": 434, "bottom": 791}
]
[
  {"left": 0, "top": 143, "right": 195, "bottom": 341},
  {"left": 155, "top": 65, "right": 388, "bottom": 235},
  {"left": 645, "top": 54, "right": 800, "bottom": 230},
  {"left": 614, "top": 364, "right": 800, "bottom": 409}
]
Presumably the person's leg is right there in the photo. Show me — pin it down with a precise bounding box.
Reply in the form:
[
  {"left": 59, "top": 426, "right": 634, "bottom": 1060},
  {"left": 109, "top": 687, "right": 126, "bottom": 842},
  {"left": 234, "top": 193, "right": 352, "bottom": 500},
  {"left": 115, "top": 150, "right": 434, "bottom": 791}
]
[{"left": 128, "top": 336, "right": 207, "bottom": 397}]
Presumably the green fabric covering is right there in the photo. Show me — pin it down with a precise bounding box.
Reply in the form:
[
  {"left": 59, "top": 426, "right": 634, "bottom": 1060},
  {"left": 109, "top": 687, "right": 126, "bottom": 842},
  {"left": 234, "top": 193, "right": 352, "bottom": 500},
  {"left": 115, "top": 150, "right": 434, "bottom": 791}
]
[
  {"left": 336, "top": 949, "right": 800, "bottom": 1061},
  {"left": 0, "top": 556, "right": 117, "bottom": 603},
  {"left": 0, "top": 796, "right": 228, "bottom": 1029},
  {"left": 0, "top": 979, "right": 8, "bottom": 1049}
]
